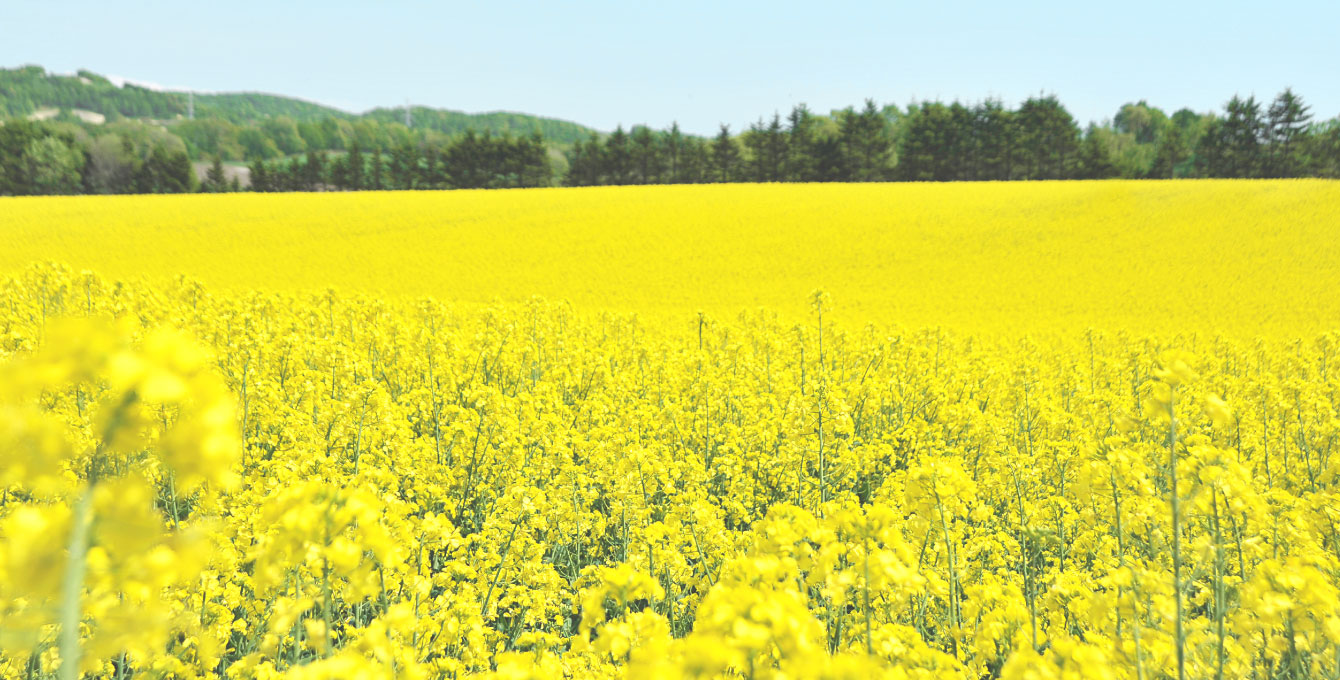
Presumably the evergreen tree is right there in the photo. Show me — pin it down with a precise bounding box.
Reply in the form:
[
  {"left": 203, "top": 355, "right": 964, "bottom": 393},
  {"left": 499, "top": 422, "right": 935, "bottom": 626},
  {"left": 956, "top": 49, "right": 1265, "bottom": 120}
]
[
  {"left": 134, "top": 144, "right": 193, "bottom": 193},
  {"left": 679, "top": 136, "right": 710, "bottom": 183},
  {"left": 945, "top": 102, "right": 977, "bottom": 180},
  {"left": 565, "top": 134, "right": 605, "bottom": 186},
  {"left": 389, "top": 141, "right": 419, "bottom": 190},
  {"left": 249, "top": 159, "right": 270, "bottom": 192},
  {"left": 302, "top": 149, "right": 326, "bottom": 190},
  {"left": 630, "top": 126, "right": 662, "bottom": 184},
  {"left": 1077, "top": 126, "right": 1119, "bottom": 179},
  {"left": 206, "top": 155, "right": 226, "bottom": 192},
  {"left": 1197, "top": 95, "right": 1265, "bottom": 178},
  {"left": 346, "top": 140, "right": 364, "bottom": 190},
  {"left": 604, "top": 126, "right": 632, "bottom": 184},
  {"left": 518, "top": 132, "right": 552, "bottom": 188},
  {"left": 281, "top": 158, "right": 303, "bottom": 191},
  {"left": 1314, "top": 121, "right": 1340, "bottom": 178},
  {"left": 743, "top": 118, "right": 769, "bottom": 181},
  {"left": 1266, "top": 88, "right": 1312, "bottom": 177},
  {"left": 809, "top": 135, "right": 846, "bottom": 182},
  {"left": 370, "top": 147, "right": 385, "bottom": 190},
  {"left": 419, "top": 144, "right": 447, "bottom": 189},
  {"left": 839, "top": 99, "right": 895, "bottom": 181},
  {"left": 329, "top": 153, "right": 349, "bottom": 190},
  {"left": 760, "top": 113, "right": 788, "bottom": 181},
  {"left": 1148, "top": 124, "right": 1189, "bottom": 179},
  {"left": 973, "top": 99, "right": 1016, "bottom": 181},
  {"left": 1016, "top": 95, "right": 1080, "bottom": 179},
  {"left": 784, "top": 104, "right": 822, "bottom": 181},
  {"left": 899, "top": 102, "right": 954, "bottom": 181},
  {"left": 711, "top": 125, "right": 741, "bottom": 182},
  {"left": 664, "top": 122, "right": 684, "bottom": 183}
]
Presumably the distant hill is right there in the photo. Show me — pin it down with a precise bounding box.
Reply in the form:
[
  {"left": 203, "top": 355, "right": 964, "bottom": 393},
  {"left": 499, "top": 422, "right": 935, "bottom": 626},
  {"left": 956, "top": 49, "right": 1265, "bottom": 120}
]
[
  {"left": 0, "top": 65, "right": 600, "bottom": 143},
  {"left": 361, "top": 106, "right": 597, "bottom": 145}
]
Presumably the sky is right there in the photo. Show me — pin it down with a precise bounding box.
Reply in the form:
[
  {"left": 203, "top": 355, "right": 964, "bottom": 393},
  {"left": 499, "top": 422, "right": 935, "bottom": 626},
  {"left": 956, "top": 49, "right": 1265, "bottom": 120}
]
[{"left": 3, "top": 0, "right": 1337, "bottom": 135}]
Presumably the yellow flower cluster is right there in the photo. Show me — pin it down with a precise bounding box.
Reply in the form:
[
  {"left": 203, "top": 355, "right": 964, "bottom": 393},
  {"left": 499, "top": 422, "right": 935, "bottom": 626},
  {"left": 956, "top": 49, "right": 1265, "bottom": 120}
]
[{"left": 1, "top": 255, "right": 1339, "bottom": 679}]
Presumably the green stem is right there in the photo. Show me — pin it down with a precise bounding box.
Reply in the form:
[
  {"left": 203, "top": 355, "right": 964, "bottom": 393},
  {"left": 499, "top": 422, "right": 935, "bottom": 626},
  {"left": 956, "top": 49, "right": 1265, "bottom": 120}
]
[
  {"left": 863, "top": 528, "right": 873, "bottom": 656},
  {"left": 1169, "top": 387, "right": 1186, "bottom": 680},
  {"left": 59, "top": 486, "right": 94, "bottom": 680},
  {"left": 1213, "top": 489, "right": 1226, "bottom": 680}
]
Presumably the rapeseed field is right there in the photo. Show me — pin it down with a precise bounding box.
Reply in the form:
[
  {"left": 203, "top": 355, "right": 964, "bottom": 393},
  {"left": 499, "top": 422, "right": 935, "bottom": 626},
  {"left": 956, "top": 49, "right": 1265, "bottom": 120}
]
[
  {"left": 2, "top": 181, "right": 1340, "bottom": 679},
  {"left": 3, "top": 180, "right": 1339, "bottom": 333}
]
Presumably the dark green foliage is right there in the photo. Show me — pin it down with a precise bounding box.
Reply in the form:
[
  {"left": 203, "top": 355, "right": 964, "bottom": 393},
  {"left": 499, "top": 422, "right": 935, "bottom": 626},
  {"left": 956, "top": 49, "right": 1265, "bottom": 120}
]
[
  {"left": 1265, "top": 88, "right": 1312, "bottom": 178},
  {"left": 1195, "top": 95, "right": 1265, "bottom": 178},
  {"left": 1114, "top": 101, "right": 1169, "bottom": 145},
  {"left": 23, "top": 135, "right": 85, "bottom": 194},
  {"left": 192, "top": 91, "right": 352, "bottom": 124},
  {"left": 604, "top": 126, "right": 633, "bottom": 185},
  {"left": 899, "top": 102, "right": 961, "bottom": 181},
  {"left": 630, "top": 126, "right": 663, "bottom": 184},
  {"left": 249, "top": 159, "right": 271, "bottom": 192},
  {"left": 1148, "top": 124, "right": 1190, "bottom": 179},
  {"left": 973, "top": 99, "right": 1016, "bottom": 181},
  {"left": 742, "top": 114, "right": 787, "bottom": 182},
  {"left": 784, "top": 105, "right": 819, "bottom": 181},
  {"left": 1077, "top": 127, "right": 1120, "bottom": 179},
  {"left": 664, "top": 123, "right": 685, "bottom": 183},
  {"left": 360, "top": 107, "right": 596, "bottom": 145},
  {"left": 1308, "top": 121, "right": 1340, "bottom": 177},
  {"left": 839, "top": 100, "right": 896, "bottom": 181},
  {"left": 564, "top": 134, "right": 605, "bottom": 187},
  {"left": 1015, "top": 95, "right": 1081, "bottom": 179},
  {"left": 0, "top": 65, "right": 183, "bottom": 119},
  {"left": 176, "top": 119, "right": 245, "bottom": 160},
  {"left": 0, "top": 119, "right": 50, "bottom": 193},
  {"left": 260, "top": 117, "right": 307, "bottom": 155},
  {"left": 237, "top": 127, "right": 282, "bottom": 161},
  {"left": 370, "top": 147, "right": 385, "bottom": 190},
  {"left": 133, "top": 145, "right": 194, "bottom": 193},
  {"left": 206, "top": 155, "right": 227, "bottom": 192},
  {"left": 711, "top": 125, "right": 741, "bottom": 182},
  {"left": 253, "top": 129, "right": 552, "bottom": 191}
]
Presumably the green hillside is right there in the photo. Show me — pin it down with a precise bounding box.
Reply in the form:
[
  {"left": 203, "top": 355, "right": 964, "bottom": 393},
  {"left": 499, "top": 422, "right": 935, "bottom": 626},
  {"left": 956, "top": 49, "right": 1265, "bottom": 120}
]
[
  {"left": 362, "top": 106, "right": 599, "bottom": 145},
  {"left": 0, "top": 65, "right": 599, "bottom": 143}
]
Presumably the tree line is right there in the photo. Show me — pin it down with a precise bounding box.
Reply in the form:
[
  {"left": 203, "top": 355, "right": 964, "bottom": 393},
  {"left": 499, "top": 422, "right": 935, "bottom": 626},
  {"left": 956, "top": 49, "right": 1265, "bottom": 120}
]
[
  {"left": 2, "top": 88, "right": 1337, "bottom": 196},
  {"left": 564, "top": 89, "right": 1336, "bottom": 185},
  {"left": 247, "top": 131, "right": 552, "bottom": 192}
]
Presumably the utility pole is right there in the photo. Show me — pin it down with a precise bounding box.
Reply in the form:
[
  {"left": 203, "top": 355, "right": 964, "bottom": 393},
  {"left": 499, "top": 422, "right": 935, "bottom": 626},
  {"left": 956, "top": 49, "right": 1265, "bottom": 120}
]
[{"left": 188, "top": 91, "right": 194, "bottom": 120}]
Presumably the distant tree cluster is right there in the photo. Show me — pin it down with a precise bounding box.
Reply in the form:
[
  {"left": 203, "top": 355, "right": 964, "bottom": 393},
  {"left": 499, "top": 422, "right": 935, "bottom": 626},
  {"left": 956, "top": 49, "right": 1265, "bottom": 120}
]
[
  {"left": 175, "top": 115, "right": 414, "bottom": 161},
  {"left": 565, "top": 101, "right": 899, "bottom": 185},
  {"left": 564, "top": 89, "right": 1337, "bottom": 186},
  {"left": 248, "top": 131, "right": 551, "bottom": 192},
  {"left": 0, "top": 118, "right": 194, "bottom": 195}
]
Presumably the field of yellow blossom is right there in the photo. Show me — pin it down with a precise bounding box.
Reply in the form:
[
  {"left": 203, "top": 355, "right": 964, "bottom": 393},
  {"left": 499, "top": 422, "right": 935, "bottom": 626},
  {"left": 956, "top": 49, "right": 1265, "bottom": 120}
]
[
  {"left": 3, "top": 180, "right": 1340, "bottom": 333},
  {"left": 2, "top": 180, "right": 1340, "bottom": 679}
]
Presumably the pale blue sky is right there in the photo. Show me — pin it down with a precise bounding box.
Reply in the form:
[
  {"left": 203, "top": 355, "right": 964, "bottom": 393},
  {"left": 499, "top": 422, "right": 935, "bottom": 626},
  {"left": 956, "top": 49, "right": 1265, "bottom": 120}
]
[{"left": 4, "top": 1, "right": 1337, "bottom": 134}]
